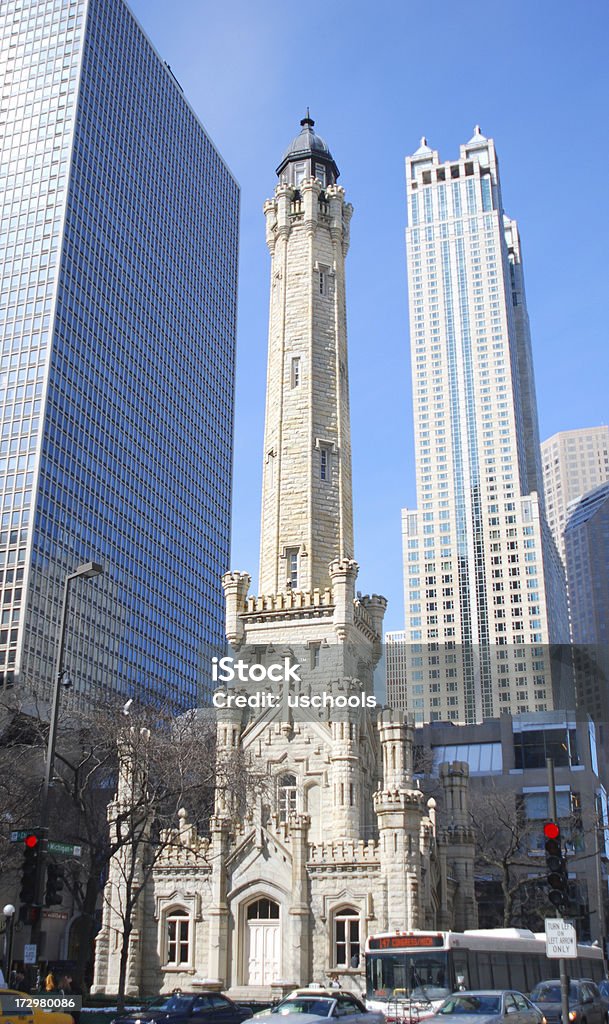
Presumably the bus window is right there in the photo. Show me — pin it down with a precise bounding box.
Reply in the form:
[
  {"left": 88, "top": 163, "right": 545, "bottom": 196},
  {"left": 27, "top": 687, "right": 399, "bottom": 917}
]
[
  {"left": 509, "top": 954, "right": 526, "bottom": 994},
  {"left": 465, "top": 950, "right": 480, "bottom": 990},
  {"left": 490, "top": 952, "right": 509, "bottom": 989},
  {"left": 477, "top": 952, "right": 493, "bottom": 989},
  {"left": 452, "top": 951, "right": 469, "bottom": 991},
  {"left": 528, "top": 952, "right": 546, "bottom": 991}
]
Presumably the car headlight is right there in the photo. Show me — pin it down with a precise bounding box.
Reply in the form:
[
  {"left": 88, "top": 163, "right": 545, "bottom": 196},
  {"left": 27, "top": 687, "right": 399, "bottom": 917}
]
[{"left": 568, "top": 1012, "right": 577, "bottom": 1022}]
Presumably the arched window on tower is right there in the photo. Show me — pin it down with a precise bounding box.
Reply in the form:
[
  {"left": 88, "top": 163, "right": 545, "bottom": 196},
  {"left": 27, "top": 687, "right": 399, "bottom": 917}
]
[
  {"left": 332, "top": 906, "right": 360, "bottom": 968},
  {"left": 278, "top": 773, "right": 297, "bottom": 822}
]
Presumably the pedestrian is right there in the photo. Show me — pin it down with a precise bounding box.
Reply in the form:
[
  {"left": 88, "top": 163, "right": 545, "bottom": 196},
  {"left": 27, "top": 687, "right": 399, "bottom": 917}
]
[
  {"left": 56, "top": 974, "right": 72, "bottom": 995},
  {"left": 329, "top": 974, "right": 341, "bottom": 990},
  {"left": 44, "top": 971, "right": 56, "bottom": 992}
]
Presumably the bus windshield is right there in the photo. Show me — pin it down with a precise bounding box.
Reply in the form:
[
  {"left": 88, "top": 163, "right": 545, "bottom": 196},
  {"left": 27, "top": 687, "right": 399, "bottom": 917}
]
[{"left": 366, "top": 951, "right": 450, "bottom": 1003}]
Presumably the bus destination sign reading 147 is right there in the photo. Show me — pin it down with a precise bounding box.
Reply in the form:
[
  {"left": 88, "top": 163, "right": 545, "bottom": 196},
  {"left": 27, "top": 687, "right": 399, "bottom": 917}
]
[{"left": 368, "top": 934, "right": 445, "bottom": 950}]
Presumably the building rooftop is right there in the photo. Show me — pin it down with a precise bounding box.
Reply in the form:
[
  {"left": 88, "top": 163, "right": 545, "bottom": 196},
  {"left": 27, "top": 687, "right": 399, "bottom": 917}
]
[{"left": 565, "top": 480, "right": 609, "bottom": 531}]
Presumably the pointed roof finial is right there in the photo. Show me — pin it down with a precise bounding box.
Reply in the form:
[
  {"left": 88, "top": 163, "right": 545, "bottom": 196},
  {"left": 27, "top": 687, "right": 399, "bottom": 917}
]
[
  {"left": 301, "top": 107, "right": 315, "bottom": 128},
  {"left": 413, "top": 136, "right": 433, "bottom": 157},
  {"left": 467, "top": 124, "right": 488, "bottom": 145}
]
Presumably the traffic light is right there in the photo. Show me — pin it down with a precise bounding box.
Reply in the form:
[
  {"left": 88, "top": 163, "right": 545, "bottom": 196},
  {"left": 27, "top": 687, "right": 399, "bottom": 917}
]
[
  {"left": 44, "top": 862, "right": 65, "bottom": 906},
  {"left": 544, "top": 821, "right": 569, "bottom": 910},
  {"left": 19, "top": 832, "right": 41, "bottom": 905}
]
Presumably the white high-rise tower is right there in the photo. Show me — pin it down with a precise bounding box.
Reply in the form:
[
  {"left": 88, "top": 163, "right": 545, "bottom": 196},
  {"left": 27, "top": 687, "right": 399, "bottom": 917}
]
[{"left": 400, "top": 129, "right": 570, "bottom": 723}]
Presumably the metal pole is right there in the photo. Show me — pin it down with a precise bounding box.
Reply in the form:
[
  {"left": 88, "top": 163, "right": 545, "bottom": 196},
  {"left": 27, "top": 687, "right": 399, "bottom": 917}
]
[
  {"left": 3, "top": 906, "right": 15, "bottom": 983},
  {"left": 29, "top": 562, "right": 102, "bottom": 980},
  {"left": 41, "top": 573, "right": 72, "bottom": 832},
  {"left": 547, "top": 758, "right": 570, "bottom": 1024},
  {"left": 594, "top": 825, "right": 604, "bottom": 946}
]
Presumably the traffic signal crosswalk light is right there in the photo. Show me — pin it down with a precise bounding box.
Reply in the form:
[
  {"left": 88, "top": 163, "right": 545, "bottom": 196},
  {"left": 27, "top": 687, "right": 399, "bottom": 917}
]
[
  {"left": 19, "top": 832, "right": 41, "bottom": 905},
  {"left": 44, "top": 862, "right": 65, "bottom": 907},
  {"left": 544, "top": 821, "right": 569, "bottom": 910}
]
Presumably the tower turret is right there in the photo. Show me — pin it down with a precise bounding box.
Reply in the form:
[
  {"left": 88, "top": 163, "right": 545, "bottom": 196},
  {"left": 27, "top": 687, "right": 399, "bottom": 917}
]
[
  {"left": 276, "top": 111, "right": 340, "bottom": 189},
  {"left": 259, "top": 114, "right": 354, "bottom": 596},
  {"left": 437, "top": 762, "right": 478, "bottom": 930}
]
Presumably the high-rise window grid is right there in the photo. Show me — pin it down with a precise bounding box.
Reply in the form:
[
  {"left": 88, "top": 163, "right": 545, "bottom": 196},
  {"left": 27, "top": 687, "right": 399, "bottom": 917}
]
[
  {"left": 0, "top": 0, "right": 238, "bottom": 707},
  {"left": 396, "top": 132, "right": 569, "bottom": 722}
]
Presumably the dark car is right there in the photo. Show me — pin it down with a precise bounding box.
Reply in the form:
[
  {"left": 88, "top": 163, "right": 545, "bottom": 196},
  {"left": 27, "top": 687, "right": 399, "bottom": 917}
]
[
  {"left": 529, "top": 980, "right": 607, "bottom": 1024},
  {"left": 111, "top": 992, "right": 253, "bottom": 1024}
]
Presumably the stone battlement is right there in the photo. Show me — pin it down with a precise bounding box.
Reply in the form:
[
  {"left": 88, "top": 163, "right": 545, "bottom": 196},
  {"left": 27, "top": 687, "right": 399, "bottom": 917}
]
[
  {"left": 308, "top": 838, "right": 379, "bottom": 864},
  {"left": 158, "top": 809, "right": 211, "bottom": 866},
  {"left": 244, "top": 588, "right": 334, "bottom": 616}
]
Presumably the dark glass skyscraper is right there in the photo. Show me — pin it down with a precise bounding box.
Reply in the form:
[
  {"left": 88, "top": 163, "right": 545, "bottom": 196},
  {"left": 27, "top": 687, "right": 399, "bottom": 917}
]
[{"left": 0, "top": 0, "right": 239, "bottom": 709}]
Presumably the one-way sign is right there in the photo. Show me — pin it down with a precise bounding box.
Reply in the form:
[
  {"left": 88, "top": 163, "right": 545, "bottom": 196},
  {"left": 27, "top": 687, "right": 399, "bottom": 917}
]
[{"left": 545, "top": 918, "right": 577, "bottom": 958}]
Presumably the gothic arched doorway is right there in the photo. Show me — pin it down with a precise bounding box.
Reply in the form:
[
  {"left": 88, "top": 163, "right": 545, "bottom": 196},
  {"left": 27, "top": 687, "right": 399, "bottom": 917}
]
[{"left": 245, "top": 897, "right": 280, "bottom": 986}]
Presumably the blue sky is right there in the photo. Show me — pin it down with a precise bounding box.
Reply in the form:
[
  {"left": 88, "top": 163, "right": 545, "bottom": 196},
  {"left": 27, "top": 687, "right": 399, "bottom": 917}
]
[{"left": 130, "top": 0, "right": 609, "bottom": 632}]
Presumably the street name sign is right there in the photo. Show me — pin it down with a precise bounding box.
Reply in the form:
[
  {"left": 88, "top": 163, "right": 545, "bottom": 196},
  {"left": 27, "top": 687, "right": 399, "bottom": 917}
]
[
  {"left": 47, "top": 841, "right": 82, "bottom": 857},
  {"left": 545, "top": 918, "right": 577, "bottom": 958}
]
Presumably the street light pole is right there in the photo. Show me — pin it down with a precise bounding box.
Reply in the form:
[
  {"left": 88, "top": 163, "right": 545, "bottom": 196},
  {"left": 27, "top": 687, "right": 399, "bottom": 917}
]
[
  {"left": 2, "top": 904, "right": 15, "bottom": 984},
  {"left": 30, "top": 561, "right": 103, "bottom": 970},
  {"left": 40, "top": 561, "right": 104, "bottom": 830}
]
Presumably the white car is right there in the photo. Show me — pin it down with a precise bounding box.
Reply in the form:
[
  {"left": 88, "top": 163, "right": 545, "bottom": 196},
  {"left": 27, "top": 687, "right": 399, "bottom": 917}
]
[{"left": 255, "top": 989, "right": 385, "bottom": 1024}]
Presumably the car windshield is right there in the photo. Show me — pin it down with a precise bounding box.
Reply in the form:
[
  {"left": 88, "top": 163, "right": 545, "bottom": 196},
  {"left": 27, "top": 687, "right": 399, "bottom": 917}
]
[
  {"left": 530, "top": 984, "right": 579, "bottom": 1003},
  {"left": 439, "top": 996, "right": 501, "bottom": 1015},
  {"left": 273, "top": 999, "right": 334, "bottom": 1016},
  {"left": 147, "top": 997, "right": 194, "bottom": 1013}
]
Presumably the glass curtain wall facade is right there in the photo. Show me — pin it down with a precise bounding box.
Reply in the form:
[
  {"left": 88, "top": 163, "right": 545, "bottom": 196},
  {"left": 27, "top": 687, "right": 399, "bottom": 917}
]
[
  {"left": 565, "top": 483, "right": 609, "bottom": 724},
  {"left": 0, "top": 0, "right": 238, "bottom": 709},
  {"left": 401, "top": 129, "right": 569, "bottom": 723}
]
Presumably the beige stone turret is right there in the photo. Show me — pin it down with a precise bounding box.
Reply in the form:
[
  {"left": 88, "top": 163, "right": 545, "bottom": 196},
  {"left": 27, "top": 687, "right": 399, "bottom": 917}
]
[
  {"left": 374, "top": 708, "right": 427, "bottom": 930},
  {"left": 259, "top": 168, "right": 354, "bottom": 595},
  {"left": 91, "top": 728, "right": 151, "bottom": 996},
  {"left": 437, "top": 761, "right": 478, "bottom": 930}
]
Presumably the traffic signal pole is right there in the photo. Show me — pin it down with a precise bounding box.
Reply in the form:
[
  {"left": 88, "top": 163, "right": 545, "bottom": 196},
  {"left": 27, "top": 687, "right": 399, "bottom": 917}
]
[{"left": 547, "top": 757, "right": 570, "bottom": 1024}]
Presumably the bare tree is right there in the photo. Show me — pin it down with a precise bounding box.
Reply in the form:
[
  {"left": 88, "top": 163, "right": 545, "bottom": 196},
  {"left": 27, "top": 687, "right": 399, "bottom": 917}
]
[
  {"left": 73, "top": 702, "right": 261, "bottom": 1009},
  {"left": 0, "top": 695, "right": 231, "bottom": 997},
  {"left": 470, "top": 787, "right": 549, "bottom": 928}
]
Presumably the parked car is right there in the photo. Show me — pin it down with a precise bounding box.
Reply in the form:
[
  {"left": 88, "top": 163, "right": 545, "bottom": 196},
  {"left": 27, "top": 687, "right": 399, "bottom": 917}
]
[
  {"left": 425, "top": 990, "right": 545, "bottom": 1024},
  {"left": 529, "top": 980, "right": 607, "bottom": 1024},
  {"left": 111, "top": 993, "right": 253, "bottom": 1024},
  {"left": 254, "top": 989, "right": 385, "bottom": 1024}
]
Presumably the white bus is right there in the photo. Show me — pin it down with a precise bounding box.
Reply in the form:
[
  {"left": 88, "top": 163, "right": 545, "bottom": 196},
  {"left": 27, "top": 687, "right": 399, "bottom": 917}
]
[{"left": 364, "top": 929, "right": 606, "bottom": 1019}]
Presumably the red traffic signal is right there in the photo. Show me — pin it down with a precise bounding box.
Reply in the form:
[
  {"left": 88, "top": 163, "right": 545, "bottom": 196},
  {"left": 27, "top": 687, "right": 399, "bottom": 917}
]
[
  {"left": 543, "top": 822, "right": 560, "bottom": 840},
  {"left": 24, "top": 833, "right": 39, "bottom": 848}
]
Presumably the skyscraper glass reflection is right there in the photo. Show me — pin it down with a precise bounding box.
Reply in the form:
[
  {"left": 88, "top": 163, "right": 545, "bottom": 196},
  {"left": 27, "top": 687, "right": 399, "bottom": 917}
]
[{"left": 0, "top": 0, "right": 238, "bottom": 709}]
